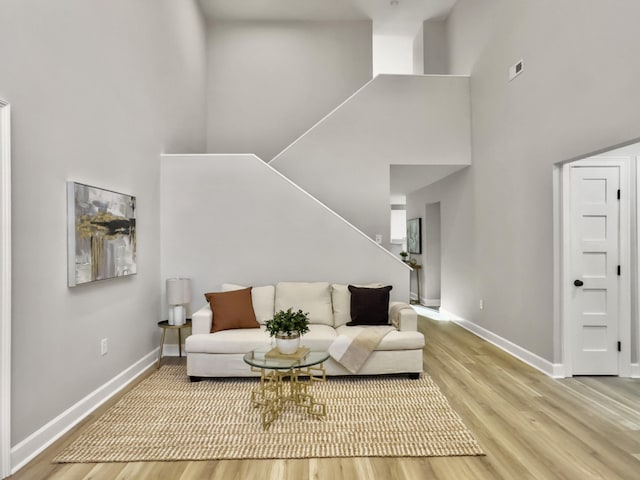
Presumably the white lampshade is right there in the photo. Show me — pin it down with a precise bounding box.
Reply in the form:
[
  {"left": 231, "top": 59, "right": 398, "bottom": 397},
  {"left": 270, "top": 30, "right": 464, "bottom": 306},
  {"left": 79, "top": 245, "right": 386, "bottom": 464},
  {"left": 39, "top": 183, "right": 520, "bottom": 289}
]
[
  {"left": 166, "top": 278, "right": 191, "bottom": 326},
  {"left": 166, "top": 278, "right": 192, "bottom": 305}
]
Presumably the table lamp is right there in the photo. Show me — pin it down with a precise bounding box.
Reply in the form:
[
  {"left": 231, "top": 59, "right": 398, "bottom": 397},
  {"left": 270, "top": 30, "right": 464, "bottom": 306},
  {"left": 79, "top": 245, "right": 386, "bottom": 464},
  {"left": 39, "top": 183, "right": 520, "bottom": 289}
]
[{"left": 166, "top": 277, "right": 191, "bottom": 326}]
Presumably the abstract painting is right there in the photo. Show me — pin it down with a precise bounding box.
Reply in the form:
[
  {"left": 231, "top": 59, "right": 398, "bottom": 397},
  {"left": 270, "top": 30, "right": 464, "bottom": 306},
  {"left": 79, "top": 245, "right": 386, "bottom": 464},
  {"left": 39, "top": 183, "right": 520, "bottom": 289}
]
[
  {"left": 67, "top": 182, "right": 136, "bottom": 287},
  {"left": 407, "top": 217, "right": 422, "bottom": 254}
]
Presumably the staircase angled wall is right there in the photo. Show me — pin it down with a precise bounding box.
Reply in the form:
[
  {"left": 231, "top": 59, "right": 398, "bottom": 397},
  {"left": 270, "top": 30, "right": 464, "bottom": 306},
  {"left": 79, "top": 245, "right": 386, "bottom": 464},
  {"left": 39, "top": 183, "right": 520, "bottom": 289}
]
[
  {"left": 269, "top": 74, "right": 471, "bottom": 248},
  {"left": 161, "top": 154, "right": 410, "bottom": 309}
]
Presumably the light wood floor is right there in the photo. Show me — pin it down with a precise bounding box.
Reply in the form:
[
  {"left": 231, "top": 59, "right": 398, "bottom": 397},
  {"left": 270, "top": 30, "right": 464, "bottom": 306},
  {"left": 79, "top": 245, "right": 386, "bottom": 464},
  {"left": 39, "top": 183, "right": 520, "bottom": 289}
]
[{"left": 9, "top": 317, "right": 640, "bottom": 480}]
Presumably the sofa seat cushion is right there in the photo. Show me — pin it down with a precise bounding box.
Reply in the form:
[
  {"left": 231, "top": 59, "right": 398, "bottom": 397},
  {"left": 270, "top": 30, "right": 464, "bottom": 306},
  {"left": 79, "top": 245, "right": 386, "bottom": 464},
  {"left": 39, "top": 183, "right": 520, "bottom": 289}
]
[
  {"left": 300, "top": 324, "right": 338, "bottom": 351},
  {"left": 186, "top": 324, "right": 339, "bottom": 355},
  {"left": 275, "top": 282, "right": 333, "bottom": 326},
  {"left": 335, "top": 325, "right": 425, "bottom": 351},
  {"left": 185, "top": 329, "right": 270, "bottom": 354}
]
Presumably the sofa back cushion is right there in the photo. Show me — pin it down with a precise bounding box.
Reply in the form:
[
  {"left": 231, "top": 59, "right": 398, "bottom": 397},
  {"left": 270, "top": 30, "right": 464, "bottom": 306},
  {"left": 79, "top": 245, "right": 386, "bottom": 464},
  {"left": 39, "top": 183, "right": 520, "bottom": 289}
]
[
  {"left": 275, "top": 282, "right": 334, "bottom": 326},
  {"left": 222, "top": 283, "right": 275, "bottom": 324},
  {"left": 204, "top": 287, "right": 260, "bottom": 333},
  {"left": 331, "top": 283, "right": 384, "bottom": 327}
]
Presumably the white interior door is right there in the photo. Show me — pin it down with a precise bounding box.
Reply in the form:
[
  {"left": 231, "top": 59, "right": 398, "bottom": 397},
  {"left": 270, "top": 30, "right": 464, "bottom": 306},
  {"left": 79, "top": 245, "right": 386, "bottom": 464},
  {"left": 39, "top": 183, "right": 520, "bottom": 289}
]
[{"left": 569, "top": 164, "right": 621, "bottom": 375}]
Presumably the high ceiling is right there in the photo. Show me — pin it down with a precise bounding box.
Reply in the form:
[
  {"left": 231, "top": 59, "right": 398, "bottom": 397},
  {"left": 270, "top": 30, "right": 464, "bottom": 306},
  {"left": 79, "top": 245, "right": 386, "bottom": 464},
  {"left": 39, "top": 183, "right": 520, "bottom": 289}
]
[{"left": 198, "top": 0, "right": 457, "bottom": 29}]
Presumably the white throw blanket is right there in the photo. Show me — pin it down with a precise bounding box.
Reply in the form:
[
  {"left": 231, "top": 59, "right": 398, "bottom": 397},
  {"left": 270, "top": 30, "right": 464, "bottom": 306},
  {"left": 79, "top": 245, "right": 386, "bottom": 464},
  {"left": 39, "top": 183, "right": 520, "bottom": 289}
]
[{"left": 328, "top": 325, "right": 394, "bottom": 374}]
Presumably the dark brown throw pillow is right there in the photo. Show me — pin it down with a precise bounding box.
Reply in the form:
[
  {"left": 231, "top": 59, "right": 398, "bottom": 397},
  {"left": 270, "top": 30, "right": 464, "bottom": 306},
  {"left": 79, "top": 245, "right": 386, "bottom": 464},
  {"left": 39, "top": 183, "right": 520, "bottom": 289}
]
[
  {"left": 346, "top": 285, "right": 393, "bottom": 326},
  {"left": 204, "top": 287, "right": 259, "bottom": 333}
]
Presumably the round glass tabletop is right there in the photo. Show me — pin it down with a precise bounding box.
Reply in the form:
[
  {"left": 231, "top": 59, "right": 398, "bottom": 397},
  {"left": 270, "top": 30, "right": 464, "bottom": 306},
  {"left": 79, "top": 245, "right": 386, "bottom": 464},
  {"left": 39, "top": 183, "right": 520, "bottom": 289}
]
[{"left": 243, "top": 349, "right": 330, "bottom": 370}]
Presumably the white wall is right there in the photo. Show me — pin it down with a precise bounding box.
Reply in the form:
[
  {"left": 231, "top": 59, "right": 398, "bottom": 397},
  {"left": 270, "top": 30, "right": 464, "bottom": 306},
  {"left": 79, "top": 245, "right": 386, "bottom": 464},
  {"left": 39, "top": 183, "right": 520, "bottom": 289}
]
[
  {"left": 423, "top": 202, "right": 442, "bottom": 303},
  {"left": 423, "top": 20, "right": 448, "bottom": 74},
  {"left": 160, "top": 155, "right": 410, "bottom": 307},
  {"left": 0, "top": 0, "right": 207, "bottom": 447},
  {"left": 442, "top": 0, "right": 640, "bottom": 363},
  {"left": 373, "top": 30, "right": 415, "bottom": 76},
  {"left": 412, "top": 25, "right": 424, "bottom": 74},
  {"left": 271, "top": 74, "right": 471, "bottom": 249},
  {"left": 446, "top": 0, "right": 501, "bottom": 75},
  {"left": 407, "top": 168, "right": 474, "bottom": 316},
  {"left": 205, "top": 20, "right": 372, "bottom": 161}
]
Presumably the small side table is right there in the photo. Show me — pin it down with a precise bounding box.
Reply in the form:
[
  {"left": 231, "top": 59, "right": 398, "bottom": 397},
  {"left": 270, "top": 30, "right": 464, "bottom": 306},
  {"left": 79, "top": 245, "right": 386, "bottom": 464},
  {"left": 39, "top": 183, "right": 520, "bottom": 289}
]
[
  {"left": 410, "top": 263, "right": 422, "bottom": 305},
  {"left": 157, "top": 319, "right": 192, "bottom": 369}
]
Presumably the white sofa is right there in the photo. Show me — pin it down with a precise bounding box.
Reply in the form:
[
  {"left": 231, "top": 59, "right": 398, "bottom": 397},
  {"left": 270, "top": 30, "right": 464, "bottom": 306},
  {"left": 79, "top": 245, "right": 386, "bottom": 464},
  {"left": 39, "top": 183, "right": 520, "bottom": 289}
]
[{"left": 185, "top": 282, "right": 425, "bottom": 380}]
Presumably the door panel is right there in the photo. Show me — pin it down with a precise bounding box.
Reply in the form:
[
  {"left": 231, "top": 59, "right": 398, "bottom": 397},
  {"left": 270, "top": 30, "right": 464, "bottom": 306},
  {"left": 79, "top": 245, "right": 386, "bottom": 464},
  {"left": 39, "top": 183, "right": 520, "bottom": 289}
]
[{"left": 570, "top": 166, "right": 619, "bottom": 375}]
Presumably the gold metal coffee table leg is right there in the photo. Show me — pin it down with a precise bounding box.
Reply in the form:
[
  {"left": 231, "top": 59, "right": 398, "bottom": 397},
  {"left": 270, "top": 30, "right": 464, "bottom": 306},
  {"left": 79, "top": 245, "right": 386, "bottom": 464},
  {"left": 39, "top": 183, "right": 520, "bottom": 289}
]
[{"left": 250, "top": 364, "right": 327, "bottom": 430}]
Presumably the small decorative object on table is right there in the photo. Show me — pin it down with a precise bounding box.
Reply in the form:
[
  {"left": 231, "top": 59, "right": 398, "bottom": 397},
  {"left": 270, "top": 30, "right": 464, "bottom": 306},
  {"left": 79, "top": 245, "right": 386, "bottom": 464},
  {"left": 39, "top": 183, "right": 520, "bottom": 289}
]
[
  {"left": 399, "top": 251, "right": 408, "bottom": 262},
  {"left": 265, "top": 308, "right": 310, "bottom": 355},
  {"left": 265, "top": 346, "right": 310, "bottom": 360}
]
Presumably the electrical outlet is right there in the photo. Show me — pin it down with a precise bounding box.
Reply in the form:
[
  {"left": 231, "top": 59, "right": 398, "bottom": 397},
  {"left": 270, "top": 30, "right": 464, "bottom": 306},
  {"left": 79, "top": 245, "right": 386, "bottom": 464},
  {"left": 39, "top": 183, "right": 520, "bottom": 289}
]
[
  {"left": 479, "top": 299, "right": 484, "bottom": 310},
  {"left": 101, "top": 338, "right": 108, "bottom": 356}
]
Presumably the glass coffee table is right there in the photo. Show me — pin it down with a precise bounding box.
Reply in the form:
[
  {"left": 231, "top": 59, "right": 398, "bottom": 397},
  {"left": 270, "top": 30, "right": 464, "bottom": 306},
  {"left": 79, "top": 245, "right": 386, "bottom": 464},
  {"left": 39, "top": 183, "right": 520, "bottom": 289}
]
[{"left": 243, "top": 349, "right": 329, "bottom": 430}]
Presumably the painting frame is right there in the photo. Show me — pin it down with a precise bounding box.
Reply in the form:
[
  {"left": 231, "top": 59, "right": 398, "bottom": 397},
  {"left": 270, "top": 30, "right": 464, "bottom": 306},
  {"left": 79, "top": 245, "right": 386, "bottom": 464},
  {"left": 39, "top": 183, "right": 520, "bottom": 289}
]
[
  {"left": 407, "top": 217, "right": 422, "bottom": 254},
  {"left": 67, "top": 182, "right": 137, "bottom": 287}
]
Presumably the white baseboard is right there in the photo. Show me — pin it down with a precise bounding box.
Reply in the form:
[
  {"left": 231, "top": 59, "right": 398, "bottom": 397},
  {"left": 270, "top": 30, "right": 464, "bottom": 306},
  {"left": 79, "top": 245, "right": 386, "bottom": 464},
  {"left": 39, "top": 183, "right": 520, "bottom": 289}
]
[
  {"left": 421, "top": 298, "right": 441, "bottom": 307},
  {"left": 409, "top": 294, "right": 440, "bottom": 308},
  {"left": 632, "top": 363, "right": 640, "bottom": 378},
  {"left": 552, "top": 363, "right": 567, "bottom": 378},
  {"left": 440, "top": 309, "right": 558, "bottom": 378},
  {"left": 10, "top": 349, "right": 158, "bottom": 474}
]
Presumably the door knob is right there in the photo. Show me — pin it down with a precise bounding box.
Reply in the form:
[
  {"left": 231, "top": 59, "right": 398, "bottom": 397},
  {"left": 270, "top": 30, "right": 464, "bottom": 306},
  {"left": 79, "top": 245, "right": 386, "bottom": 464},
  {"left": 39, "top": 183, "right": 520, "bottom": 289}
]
[{"left": 574, "top": 279, "right": 584, "bottom": 287}]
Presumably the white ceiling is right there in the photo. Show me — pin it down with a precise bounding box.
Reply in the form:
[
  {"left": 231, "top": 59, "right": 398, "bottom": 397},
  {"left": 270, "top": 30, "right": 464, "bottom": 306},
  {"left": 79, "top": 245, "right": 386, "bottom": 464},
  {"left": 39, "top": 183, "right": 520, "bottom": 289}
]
[{"left": 198, "top": 0, "right": 457, "bottom": 25}]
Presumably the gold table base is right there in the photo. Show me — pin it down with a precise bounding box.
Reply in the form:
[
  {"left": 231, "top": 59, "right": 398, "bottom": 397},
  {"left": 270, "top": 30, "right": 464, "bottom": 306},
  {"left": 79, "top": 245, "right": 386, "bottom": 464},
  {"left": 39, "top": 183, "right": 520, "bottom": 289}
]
[{"left": 250, "top": 364, "right": 327, "bottom": 430}]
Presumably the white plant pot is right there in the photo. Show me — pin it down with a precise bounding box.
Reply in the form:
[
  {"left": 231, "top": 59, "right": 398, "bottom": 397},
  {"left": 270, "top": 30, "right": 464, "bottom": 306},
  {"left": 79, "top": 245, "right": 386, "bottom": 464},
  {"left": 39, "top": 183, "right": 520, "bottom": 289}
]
[{"left": 276, "top": 333, "right": 300, "bottom": 355}]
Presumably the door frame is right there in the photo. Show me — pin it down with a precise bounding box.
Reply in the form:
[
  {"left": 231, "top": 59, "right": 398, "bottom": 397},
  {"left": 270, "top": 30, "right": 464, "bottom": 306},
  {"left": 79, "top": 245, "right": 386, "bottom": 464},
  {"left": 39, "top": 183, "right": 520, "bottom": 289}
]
[
  {"left": 559, "top": 157, "right": 631, "bottom": 377},
  {"left": 0, "top": 99, "right": 11, "bottom": 478}
]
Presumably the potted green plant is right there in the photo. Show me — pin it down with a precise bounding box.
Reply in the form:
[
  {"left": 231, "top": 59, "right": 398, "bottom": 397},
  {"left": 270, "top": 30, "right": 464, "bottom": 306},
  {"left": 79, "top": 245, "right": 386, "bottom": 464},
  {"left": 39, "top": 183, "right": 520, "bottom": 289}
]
[
  {"left": 400, "top": 251, "right": 409, "bottom": 262},
  {"left": 265, "top": 308, "right": 310, "bottom": 354}
]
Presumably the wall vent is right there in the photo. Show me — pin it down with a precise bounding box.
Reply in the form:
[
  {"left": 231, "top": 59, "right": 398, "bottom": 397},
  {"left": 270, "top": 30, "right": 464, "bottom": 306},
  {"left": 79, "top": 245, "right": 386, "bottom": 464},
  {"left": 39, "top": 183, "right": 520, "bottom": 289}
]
[{"left": 509, "top": 59, "right": 524, "bottom": 81}]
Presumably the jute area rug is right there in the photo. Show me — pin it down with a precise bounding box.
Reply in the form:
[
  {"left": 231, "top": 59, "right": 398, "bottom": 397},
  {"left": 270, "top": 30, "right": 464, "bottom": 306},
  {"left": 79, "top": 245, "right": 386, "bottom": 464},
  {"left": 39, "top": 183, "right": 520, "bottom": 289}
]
[{"left": 53, "top": 365, "right": 483, "bottom": 463}]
